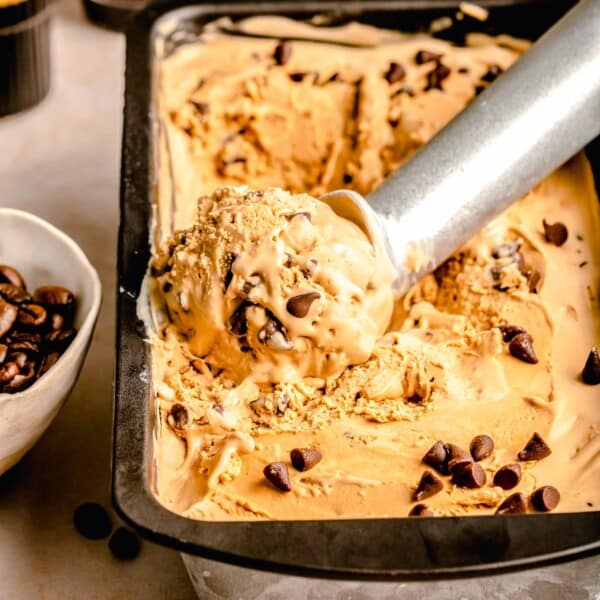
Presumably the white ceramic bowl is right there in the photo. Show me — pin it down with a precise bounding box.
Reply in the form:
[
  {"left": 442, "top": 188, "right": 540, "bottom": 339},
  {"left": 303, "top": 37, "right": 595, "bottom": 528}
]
[{"left": 0, "top": 208, "right": 101, "bottom": 474}]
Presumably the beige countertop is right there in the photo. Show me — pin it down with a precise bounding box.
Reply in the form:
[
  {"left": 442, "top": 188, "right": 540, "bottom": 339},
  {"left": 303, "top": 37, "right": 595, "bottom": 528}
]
[{"left": 0, "top": 1, "right": 597, "bottom": 598}]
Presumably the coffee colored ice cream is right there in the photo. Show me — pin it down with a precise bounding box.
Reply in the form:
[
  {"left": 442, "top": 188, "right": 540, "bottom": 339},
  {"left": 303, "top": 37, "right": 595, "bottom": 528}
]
[{"left": 149, "top": 18, "right": 600, "bottom": 520}]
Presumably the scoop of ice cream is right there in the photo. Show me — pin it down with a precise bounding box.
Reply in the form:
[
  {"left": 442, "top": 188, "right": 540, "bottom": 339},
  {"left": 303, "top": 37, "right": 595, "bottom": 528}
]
[{"left": 152, "top": 186, "right": 394, "bottom": 383}]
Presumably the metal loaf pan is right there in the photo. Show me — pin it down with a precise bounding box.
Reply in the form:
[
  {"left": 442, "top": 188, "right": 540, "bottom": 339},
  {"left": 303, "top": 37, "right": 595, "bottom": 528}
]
[{"left": 115, "top": 0, "right": 600, "bottom": 579}]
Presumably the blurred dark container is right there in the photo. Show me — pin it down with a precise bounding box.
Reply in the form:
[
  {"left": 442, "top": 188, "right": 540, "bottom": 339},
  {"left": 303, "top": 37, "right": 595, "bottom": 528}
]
[{"left": 0, "top": 0, "right": 51, "bottom": 116}]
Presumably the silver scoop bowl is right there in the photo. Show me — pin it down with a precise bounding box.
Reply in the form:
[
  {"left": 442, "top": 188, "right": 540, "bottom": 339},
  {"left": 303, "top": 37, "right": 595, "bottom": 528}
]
[{"left": 321, "top": 0, "right": 600, "bottom": 297}]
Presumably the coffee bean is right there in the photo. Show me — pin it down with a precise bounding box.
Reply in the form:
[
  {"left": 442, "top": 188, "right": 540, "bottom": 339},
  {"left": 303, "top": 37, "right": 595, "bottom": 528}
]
[
  {"left": 10, "top": 351, "right": 27, "bottom": 368},
  {"left": 518, "top": 432, "right": 551, "bottom": 461},
  {"left": 482, "top": 64, "right": 503, "bottom": 83},
  {"left": 509, "top": 332, "right": 538, "bottom": 364},
  {"left": 470, "top": 435, "right": 494, "bottom": 461},
  {"left": 0, "top": 265, "right": 25, "bottom": 289},
  {"left": 0, "top": 283, "right": 31, "bottom": 305},
  {"left": 3, "top": 360, "right": 37, "bottom": 392},
  {"left": 451, "top": 461, "right": 486, "bottom": 488},
  {"left": 412, "top": 470, "right": 444, "bottom": 501},
  {"left": 274, "top": 40, "right": 292, "bottom": 66},
  {"left": 498, "top": 324, "right": 526, "bottom": 343},
  {"left": 263, "top": 461, "right": 292, "bottom": 492},
  {"left": 493, "top": 464, "right": 521, "bottom": 490},
  {"left": 422, "top": 440, "right": 449, "bottom": 474},
  {"left": 17, "top": 304, "right": 47, "bottom": 329},
  {"left": 73, "top": 502, "right": 112, "bottom": 539},
  {"left": 409, "top": 503, "right": 434, "bottom": 517},
  {"left": 0, "top": 298, "right": 17, "bottom": 338},
  {"left": 33, "top": 285, "right": 76, "bottom": 321},
  {"left": 531, "top": 485, "right": 560, "bottom": 512},
  {"left": 581, "top": 346, "right": 600, "bottom": 385},
  {"left": 542, "top": 220, "right": 568, "bottom": 246},
  {"left": 286, "top": 292, "right": 320, "bottom": 318},
  {"left": 385, "top": 62, "right": 406, "bottom": 83},
  {"left": 39, "top": 352, "right": 60, "bottom": 376},
  {"left": 495, "top": 492, "right": 527, "bottom": 514},
  {"left": 0, "top": 343, "right": 7, "bottom": 364},
  {"left": 49, "top": 312, "right": 65, "bottom": 331},
  {"left": 108, "top": 527, "right": 141, "bottom": 560},
  {"left": 425, "top": 62, "right": 451, "bottom": 91},
  {"left": 167, "top": 403, "right": 189, "bottom": 430},
  {"left": 290, "top": 448, "right": 322, "bottom": 472},
  {"left": 415, "top": 49, "right": 441, "bottom": 64},
  {"left": 0, "top": 361, "right": 19, "bottom": 384}
]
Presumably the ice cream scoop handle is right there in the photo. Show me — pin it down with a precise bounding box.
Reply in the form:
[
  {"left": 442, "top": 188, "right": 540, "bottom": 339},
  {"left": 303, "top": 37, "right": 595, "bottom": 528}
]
[{"left": 369, "top": 0, "right": 600, "bottom": 294}]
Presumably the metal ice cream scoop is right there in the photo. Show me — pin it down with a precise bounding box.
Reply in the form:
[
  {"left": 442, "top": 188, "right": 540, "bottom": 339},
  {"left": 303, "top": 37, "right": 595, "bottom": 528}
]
[{"left": 321, "top": 0, "right": 600, "bottom": 297}]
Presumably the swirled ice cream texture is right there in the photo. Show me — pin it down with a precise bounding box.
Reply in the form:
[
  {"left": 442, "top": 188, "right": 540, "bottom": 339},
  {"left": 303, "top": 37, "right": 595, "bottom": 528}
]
[{"left": 151, "top": 19, "right": 600, "bottom": 520}]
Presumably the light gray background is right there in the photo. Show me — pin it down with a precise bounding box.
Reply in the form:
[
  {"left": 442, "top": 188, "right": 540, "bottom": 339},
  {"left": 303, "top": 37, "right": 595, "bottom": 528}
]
[{"left": 0, "top": 1, "right": 597, "bottom": 598}]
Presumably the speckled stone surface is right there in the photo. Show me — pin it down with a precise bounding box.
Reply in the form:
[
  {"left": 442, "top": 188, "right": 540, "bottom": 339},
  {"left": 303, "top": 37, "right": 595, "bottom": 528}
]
[{"left": 0, "top": 1, "right": 597, "bottom": 598}]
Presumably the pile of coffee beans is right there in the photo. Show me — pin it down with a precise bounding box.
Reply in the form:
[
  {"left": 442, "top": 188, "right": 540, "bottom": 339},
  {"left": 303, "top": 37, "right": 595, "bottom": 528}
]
[{"left": 0, "top": 264, "right": 77, "bottom": 393}]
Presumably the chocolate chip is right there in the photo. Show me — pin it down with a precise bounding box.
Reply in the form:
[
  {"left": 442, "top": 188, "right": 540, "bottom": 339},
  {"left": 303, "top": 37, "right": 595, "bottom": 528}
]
[
  {"left": 531, "top": 485, "right": 560, "bottom": 512},
  {"left": 482, "top": 64, "right": 502, "bottom": 83},
  {"left": 425, "top": 62, "right": 451, "bottom": 91},
  {"left": 286, "top": 292, "right": 320, "bottom": 318},
  {"left": 415, "top": 50, "right": 441, "bottom": 64},
  {"left": 451, "top": 461, "right": 486, "bottom": 488},
  {"left": 167, "top": 403, "right": 189, "bottom": 430},
  {"left": 0, "top": 298, "right": 17, "bottom": 337},
  {"left": 0, "top": 283, "right": 31, "bottom": 305},
  {"left": 518, "top": 432, "right": 551, "bottom": 461},
  {"left": 495, "top": 492, "right": 527, "bottom": 514},
  {"left": 108, "top": 527, "right": 141, "bottom": 560},
  {"left": 385, "top": 61, "right": 406, "bottom": 83},
  {"left": 493, "top": 464, "right": 521, "bottom": 490},
  {"left": 241, "top": 274, "right": 262, "bottom": 298},
  {"left": 229, "top": 302, "right": 249, "bottom": 336},
  {"left": 0, "top": 265, "right": 25, "bottom": 289},
  {"left": 446, "top": 443, "right": 473, "bottom": 473},
  {"left": 581, "top": 346, "right": 600, "bottom": 385},
  {"left": 274, "top": 40, "right": 292, "bottom": 66},
  {"left": 422, "top": 440, "right": 449, "bottom": 474},
  {"left": 258, "top": 317, "right": 294, "bottom": 351},
  {"left": 498, "top": 324, "right": 526, "bottom": 343},
  {"left": 525, "top": 268, "right": 542, "bottom": 293},
  {"left": 474, "top": 84, "right": 486, "bottom": 96},
  {"left": 409, "top": 503, "right": 434, "bottom": 517},
  {"left": 542, "top": 220, "right": 568, "bottom": 246},
  {"left": 73, "top": 502, "right": 112, "bottom": 540},
  {"left": 290, "top": 448, "right": 322, "bottom": 472},
  {"left": 17, "top": 304, "right": 47, "bottom": 329},
  {"left": 509, "top": 332, "right": 538, "bottom": 364},
  {"left": 343, "top": 173, "right": 353, "bottom": 184},
  {"left": 470, "top": 435, "right": 494, "bottom": 461},
  {"left": 412, "top": 470, "right": 444, "bottom": 501},
  {"left": 263, "top": 461, "right": 292, "bottom": 492},
  {"left": 223, "top": 252, "right": 235, "bottom": 292}
]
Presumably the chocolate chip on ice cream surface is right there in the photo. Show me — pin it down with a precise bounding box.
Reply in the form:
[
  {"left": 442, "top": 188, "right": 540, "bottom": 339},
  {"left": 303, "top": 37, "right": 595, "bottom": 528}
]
[
  {"left": 518, "top": 432, "right": 552, "bottom": 461},
  {"left": 542, "top": 220, "right": 568, "bottom": 246},
  {"left": 412, "top": 470, "right": 444, "bottom": 501},
  {"left": 263, "top": 462, "right": 292, "bottom": 492},
  {"left": 290, "top": 448, "right": 322, "bottom": 472},
  {"left": 470, "top": 435, "right": 494, "bottom": 461},
  {"left": 531, "top": 486, "right": 560, "bottom": 512},
  {"left": 286, "top": 292, "right": 320, "bottom": 318},
  {"left": 509, "top": 332, "right": 538, "bottom": 364},
  {"left": 493, "top": 464, "right": 521, "bottom": 490},
  {"left": 409, "top": 504, "right": 434, "bottom": 517},
  {"left": 581, "top": 346, "right": 600, "bottom": 385},
  {"left": 495, "top": 493, "right": 527, "bottom": 514}
]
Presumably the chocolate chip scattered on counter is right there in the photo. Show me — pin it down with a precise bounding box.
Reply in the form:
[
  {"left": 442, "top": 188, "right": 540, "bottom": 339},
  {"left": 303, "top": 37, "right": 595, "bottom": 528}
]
[
  {"left": 498, "top": 324, "right": 526, "bottom": 343},
  {"left": 481, "top": 64, "right": 503, "bottom": 83},
  {"left": 581, "top": 346, "right": 600, "bottom": 385},
  {"left": 263, "top": 461, "right": 292, "bottom": 492},
  {"left": 286, "top": 292, "right": 320, "bottom": 318},
  {"left": 0, "top": 265, "right": 25, "bottom": 289},
  {"left": 73, "top": 502, "right": 112, "bottom": 540},
  {"left": 451, "top": 462, "right": 486, "bottom": 489},
  {"left": 425, "top": 62, "right": 450, "bottom": 91},
  {"left": 409, "top": 503, "right": 434, "bottom": 517},
  {"left": 493, "top": 464, "right": 521, "bottom": 490},
  {"left": 385, "top": 61, "right": 406, "bottom": 83},
  {"left": 412, "top": 470, "right": 444, "bottom": 501},
  {"left": 531, "top": 486, "right": 560, "bottom": 512},
  {"left": 470, "top": 435, "right": 494, "bottom": 461},
  {"left": 495, "top": 492, "right": 527, "bottom": 514},
  {"left": 542, "top": 219, "right": 568, "bottom": 246},
  {"left": 509, "top": 332, "right": 538, "bottom": 364},
  {"left": 274, "top": 40, "right": 293, "bottom": 66},
  {"left": 518, "top": 432, "right": 552, "bottom": 461},
  {"left": 108, "top": 527, "right": 141, "bottom": 561},
  {"left": 290, "top": 448, "right": 322, "bottom": 472},
  {"left": 415, "top": 49, "right": 441, "bottom": 64}
]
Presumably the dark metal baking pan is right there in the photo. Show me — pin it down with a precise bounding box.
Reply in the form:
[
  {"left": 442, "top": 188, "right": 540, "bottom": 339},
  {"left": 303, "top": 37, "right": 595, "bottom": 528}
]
[{"left": 114, "top": 0, "right": 600, "bottom": 579}]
